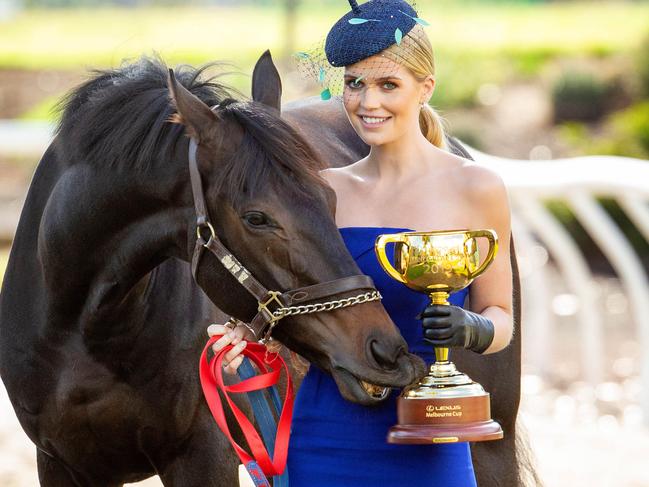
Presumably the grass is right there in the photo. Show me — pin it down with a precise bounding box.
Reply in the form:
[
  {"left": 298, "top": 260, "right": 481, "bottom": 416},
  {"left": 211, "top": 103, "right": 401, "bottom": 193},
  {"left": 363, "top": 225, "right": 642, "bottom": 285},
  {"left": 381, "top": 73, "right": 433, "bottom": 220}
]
[
  {"left": 3, "top": 2, "right": 649, "bottom": 117},
  {"left": 1, "top": 6, "right": 284, "bottom": 69},
  {"left": 1, "top": 2, "right": 648, "bottom": 70}
]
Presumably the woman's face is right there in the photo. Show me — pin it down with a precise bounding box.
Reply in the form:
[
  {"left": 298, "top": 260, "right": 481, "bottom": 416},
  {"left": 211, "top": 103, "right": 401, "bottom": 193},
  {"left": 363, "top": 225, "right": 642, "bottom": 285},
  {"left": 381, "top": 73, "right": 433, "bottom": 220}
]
[{"left": 342, "top": 53, "right": 434, "bottom": 147}]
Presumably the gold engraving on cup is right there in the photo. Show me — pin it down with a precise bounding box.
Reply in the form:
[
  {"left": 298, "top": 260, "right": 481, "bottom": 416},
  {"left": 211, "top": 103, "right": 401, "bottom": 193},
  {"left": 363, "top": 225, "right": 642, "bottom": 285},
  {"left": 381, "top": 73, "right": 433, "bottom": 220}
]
[{"left": 425, "top": 404, "right": 463, "bottom": 419}]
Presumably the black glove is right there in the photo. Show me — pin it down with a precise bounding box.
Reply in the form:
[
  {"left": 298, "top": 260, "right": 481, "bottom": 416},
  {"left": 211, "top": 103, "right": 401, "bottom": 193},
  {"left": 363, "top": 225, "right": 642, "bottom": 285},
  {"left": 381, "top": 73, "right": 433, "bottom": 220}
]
[{"left": 418, "top": 304, "right": 495, "bottom": 354}]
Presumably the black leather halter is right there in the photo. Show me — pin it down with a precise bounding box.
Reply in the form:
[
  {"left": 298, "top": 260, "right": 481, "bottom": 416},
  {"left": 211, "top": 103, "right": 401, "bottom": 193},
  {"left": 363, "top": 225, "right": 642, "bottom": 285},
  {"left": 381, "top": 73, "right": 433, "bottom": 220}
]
[{"left": 187, "top": 138, "right": 381, "bottom": 343}]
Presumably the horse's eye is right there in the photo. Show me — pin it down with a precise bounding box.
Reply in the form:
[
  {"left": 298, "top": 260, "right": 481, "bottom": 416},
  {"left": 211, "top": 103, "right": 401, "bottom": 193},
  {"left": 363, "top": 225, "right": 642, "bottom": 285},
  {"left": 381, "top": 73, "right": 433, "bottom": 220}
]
[{"left": 242, "top": 211, "right": 273, "bottom": 228}]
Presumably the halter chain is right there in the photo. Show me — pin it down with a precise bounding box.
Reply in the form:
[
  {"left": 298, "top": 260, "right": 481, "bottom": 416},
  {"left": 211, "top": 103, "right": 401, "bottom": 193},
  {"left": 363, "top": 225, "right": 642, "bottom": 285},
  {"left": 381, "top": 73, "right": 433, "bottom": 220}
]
[{"left": 273, "top": 290, "right": 382, "bottom": 319}]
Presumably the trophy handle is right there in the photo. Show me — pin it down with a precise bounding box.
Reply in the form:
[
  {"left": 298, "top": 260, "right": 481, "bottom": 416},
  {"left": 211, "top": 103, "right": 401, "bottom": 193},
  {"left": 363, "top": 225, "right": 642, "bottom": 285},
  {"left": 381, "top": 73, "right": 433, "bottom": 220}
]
[
  {"left": 467, "top": 229, "right": 499, "bottom": 279},
  {"left": 375, "top": 234, "right": 408, "bottom": 284}
]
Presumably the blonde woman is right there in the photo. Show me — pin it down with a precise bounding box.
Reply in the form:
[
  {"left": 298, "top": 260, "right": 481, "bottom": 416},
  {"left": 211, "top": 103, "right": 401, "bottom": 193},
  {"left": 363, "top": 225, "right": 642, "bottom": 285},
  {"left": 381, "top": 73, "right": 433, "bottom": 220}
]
[{"left": 209, "top": 0, "right": 513, "bottom": 484}]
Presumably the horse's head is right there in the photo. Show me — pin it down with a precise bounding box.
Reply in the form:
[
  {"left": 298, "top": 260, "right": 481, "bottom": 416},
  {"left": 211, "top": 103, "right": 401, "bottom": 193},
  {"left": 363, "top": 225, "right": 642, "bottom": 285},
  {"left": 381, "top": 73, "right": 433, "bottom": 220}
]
[{"left": 168, "top": 51, "right": 425, "bottom": 405}]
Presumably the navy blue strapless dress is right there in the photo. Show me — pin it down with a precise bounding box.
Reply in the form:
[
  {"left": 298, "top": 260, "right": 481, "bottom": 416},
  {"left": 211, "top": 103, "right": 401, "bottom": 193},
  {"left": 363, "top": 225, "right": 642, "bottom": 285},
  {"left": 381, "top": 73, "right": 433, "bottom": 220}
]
[{"left": 286, "top": 227, "right": 477, "bottom": 486}]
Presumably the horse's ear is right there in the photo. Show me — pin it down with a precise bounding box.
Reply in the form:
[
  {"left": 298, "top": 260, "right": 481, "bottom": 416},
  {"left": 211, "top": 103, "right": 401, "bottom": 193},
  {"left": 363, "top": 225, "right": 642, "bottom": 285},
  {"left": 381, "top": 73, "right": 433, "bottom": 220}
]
[
  {"left": 167, "top": 68, "right": 217, "bottom": 142},
  {"left": 251, "top": 50, "right": 282, "bottom": 114}
]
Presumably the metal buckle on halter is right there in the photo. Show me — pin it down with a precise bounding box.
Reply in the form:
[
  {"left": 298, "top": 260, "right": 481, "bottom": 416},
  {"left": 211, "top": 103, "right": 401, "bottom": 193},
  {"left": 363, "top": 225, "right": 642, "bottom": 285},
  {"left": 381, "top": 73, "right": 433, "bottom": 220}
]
[
  {"left": 225, "top": 318, "right": 260, "bottom": 343},
  {"left": 222, "top": 318, "right": 239, "bottom": 331},
  {"left": 196, "top": 221, "right": 216, "bottom": 243},
  {"left": 257, "top": 291, "right": 287, "bottom": 344},
  {"left": 259, "top": 325, "right": 276, "bottom": 345},
  {"left": 258, "top": 291, "right": 285, "bottom": 324}
]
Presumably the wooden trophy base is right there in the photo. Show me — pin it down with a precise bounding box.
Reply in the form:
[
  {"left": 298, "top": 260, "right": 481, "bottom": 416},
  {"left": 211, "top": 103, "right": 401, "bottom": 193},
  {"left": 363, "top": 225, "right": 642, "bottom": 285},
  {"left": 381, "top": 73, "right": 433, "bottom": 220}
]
[
  {"left": 388, "top": 418, "right": 504, "bottom": 444},
  {"left": 387, "top": 361, "right": 504, "bottom": 444}
]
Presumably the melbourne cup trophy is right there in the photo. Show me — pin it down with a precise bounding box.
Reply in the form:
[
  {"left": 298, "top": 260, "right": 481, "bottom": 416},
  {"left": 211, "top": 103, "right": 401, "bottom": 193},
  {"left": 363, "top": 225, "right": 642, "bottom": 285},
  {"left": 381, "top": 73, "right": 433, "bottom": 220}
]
[{"left": 375, "top": 229, "right": 504, "bottom": 444}]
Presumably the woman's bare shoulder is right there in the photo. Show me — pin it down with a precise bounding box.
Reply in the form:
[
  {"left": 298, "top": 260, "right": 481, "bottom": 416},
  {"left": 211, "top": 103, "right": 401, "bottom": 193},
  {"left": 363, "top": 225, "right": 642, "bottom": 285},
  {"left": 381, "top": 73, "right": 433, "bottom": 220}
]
[
  {"left": 429, "top": 152, "right": 508, "bottom": 208},
  {"left": 427, "top": 151, "right": 491, "bottom": 185},
  {"left": 458, "top": 162, "right": 510, "bottom": 222},
  {"left": 459, "top": 162, "right": 506, "bottom": 194}
]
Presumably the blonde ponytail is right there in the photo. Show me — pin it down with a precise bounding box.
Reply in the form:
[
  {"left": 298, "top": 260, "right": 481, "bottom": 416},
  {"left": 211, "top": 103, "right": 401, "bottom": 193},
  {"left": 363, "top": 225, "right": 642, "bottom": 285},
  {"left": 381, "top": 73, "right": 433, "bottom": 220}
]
[
  {"left": 419, "top": 103, "right": 449, "bottom": 151},
  {"left": 384, "top": 24, "right": 449, "bottom": 151}
]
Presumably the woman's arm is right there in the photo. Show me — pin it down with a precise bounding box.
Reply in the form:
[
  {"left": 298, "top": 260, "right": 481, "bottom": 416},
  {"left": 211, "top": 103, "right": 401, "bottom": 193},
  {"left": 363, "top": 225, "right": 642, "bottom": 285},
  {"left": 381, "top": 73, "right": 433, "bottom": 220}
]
[
  {"left": 418, "top": 167, "right": 515, "bottom": 355},
  {"left": 465, "top": 166, "right": 514, "bottom": 354}
]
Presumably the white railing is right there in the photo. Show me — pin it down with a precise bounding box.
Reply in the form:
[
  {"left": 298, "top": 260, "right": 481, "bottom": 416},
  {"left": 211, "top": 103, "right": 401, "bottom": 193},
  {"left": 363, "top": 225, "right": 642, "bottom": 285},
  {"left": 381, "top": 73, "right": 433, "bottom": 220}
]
[
  {"left": 2, "top": 121, "right": 648, "bottom": 427},
  {"left": 0, "top": 121, "right": 54, "bottom": 241},
  {"left": 0, "top": 120, "right": 53, "bottom": 157}
]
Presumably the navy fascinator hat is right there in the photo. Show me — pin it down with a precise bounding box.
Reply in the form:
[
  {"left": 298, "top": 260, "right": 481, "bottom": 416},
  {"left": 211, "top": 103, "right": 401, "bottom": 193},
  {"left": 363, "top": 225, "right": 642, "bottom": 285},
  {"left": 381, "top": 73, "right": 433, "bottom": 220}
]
[
  {"left": 294, "top": 0, "right": 431, "bottom": 100},
  {"left": 325, "top": 0, "right": 429, "bottom": 67}
]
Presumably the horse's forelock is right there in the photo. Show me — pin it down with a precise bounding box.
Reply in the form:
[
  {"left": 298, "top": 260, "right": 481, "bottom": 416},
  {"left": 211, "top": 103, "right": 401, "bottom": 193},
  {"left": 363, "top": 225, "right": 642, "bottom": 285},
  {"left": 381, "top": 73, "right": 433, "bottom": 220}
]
[{"left": 216, "top": 101, "right": 329, "bottom": 209}]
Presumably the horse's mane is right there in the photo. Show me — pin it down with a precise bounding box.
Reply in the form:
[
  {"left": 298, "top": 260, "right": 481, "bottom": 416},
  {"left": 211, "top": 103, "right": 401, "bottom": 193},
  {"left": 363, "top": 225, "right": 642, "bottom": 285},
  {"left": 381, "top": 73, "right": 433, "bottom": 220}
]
[
  {"left": 214, "top": 98, "right": 328, "bottom": 206},
  {"left": 55, "top": 55, "right": 327, "bottom": 205}
]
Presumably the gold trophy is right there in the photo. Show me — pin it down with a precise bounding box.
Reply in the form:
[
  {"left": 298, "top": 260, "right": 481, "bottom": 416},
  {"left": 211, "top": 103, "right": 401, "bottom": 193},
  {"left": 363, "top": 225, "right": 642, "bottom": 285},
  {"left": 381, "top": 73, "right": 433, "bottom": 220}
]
[{"left": 375, "top": 229, "right": 504, "bottom": 444}]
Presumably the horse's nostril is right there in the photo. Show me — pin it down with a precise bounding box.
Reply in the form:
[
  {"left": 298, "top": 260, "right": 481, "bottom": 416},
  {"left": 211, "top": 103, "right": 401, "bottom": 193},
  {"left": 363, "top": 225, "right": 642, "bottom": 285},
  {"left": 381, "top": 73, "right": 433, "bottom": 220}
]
[{"left": 369, "top": 340, "right": 402, "bottom": 370}]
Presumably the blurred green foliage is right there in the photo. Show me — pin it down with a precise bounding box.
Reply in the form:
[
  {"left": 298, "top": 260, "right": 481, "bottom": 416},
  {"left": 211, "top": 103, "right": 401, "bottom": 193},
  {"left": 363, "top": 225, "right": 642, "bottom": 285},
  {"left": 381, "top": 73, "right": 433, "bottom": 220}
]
[
  {"left": 2, "top": 3, "right": 648, "bottom": 69},
  {"left": 637, "top": 31, "right": 649, "bottom": 98},
  {"left": 606, "top": 102, "right": 649, "bottom": 156},
  {"left": 552, "top": 20, "right": 649, "bottom": 160},
  {"left": 4, "top": 1, "right": 648, "bottom": 121},
  {"left": 552, "top": 71, "right": 610, "bottom": 123},
  {"left": 447, "top": 127, "right": 485, "bottom": 152},
  {"left": 558, "top": 101, "right": 649, "bottom": 159}
]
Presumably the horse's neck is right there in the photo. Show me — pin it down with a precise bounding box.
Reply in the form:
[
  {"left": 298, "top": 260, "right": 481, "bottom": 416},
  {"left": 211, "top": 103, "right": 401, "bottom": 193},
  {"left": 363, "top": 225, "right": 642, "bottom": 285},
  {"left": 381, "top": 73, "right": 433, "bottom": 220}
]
[
  {"left": 282, "top": 96, "right": 369, "bottom": 167},
  {"left": 0, "top": 142, "right": 69, "bottom": 343},
  {"left": 36, "top": 158, "right": 194, "bottom": 336}
]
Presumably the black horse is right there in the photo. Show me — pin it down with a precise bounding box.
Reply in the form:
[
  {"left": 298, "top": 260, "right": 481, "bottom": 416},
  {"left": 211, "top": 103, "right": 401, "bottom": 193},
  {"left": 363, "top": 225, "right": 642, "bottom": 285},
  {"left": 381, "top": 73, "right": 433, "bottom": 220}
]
[
  {"left": 0, "top": 52, "right": 537, "bottom": 486},
  {"left": 0, "top": 53, "right": 425, "bottom": 486}
]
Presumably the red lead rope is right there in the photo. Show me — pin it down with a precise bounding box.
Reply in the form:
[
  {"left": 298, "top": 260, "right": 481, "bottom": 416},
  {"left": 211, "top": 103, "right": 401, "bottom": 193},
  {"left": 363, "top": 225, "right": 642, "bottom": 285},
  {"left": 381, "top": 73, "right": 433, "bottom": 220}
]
[{"left": 199, "top": 335, "right": 294, "bottom": 477}]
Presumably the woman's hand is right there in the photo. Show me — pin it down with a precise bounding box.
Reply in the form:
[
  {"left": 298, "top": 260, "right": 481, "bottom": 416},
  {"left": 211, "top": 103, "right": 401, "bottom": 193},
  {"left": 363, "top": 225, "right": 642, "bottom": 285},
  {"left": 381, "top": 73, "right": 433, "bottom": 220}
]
[
  {"left": 207, "top": 322, "right": 255, "bottom": 375},
  {"left": 418, "top": 304, "right": 495, "bottom": 354}
]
